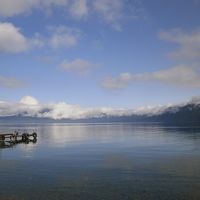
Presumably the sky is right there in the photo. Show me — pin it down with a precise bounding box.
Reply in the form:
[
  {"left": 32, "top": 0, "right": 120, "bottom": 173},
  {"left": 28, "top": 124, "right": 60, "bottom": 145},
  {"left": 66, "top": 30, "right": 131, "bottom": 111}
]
[{"left": 0, "top": 0, "right": 200, "bottom": 109}]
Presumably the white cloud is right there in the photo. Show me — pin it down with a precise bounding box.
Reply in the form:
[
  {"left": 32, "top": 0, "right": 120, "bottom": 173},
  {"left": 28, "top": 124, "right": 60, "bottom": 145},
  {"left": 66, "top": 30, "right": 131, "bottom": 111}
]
[
  {"left": 0, "top": 76, "right": 25, "bottom": 88},
  {"left": 48, "top": 26, "right": 80, "bottom": 48},
  {"left": 103, "top": 28, "right": 200, "bottom": 91},
  {"left": 102, "top": 65, "right": 200, "bottom": 90},
  {"left": 0, "top": 23, "right": 79, "bottom": 53},
  {"left": 20, "top": 96, "right": 39, "bottom": 105},
  {"left": 0, "top": 0, "right": 88, "bottom": 19},
  {"left": 0, "top": 0, "right": 142, "bottom": 30},
  {"left": 0, "top": 95, "right": 173, "bottom": 119},
  {"left": 0, "top": 22, "right": 29, "bottom": 53},
  {"left": 0, "top": 0, "right": 69, "bottom": 17},
  {"left": 150, "top": 65, "right": 200, "bottom": 87},
  {"left": 29, "top": 33, "right": 45, "bottom": 48},
  {"left": 92, "top": 0, "right": 144, "bottom": 30},
  {"left": 102, "top": 73, "right": 132, "bottom": 90},
  {"left": 2, "top": 95, "right": 199, "bottom": 119},
  {"left": 69, "top": 0, "right": 88, "bottom": 19},
  {"left": 93, "top": 0, "right": 124, "bottom": 30},
  {"left": 159, "top": 28, "right": 200, "bottom": 60},
  {"left": 0, "top": 0, "right": 39, "bottom": 17},
  {"left": 0, "top": 22, "right": 45, "bottom": 53},
  {"left": 60, "top": 58, "right": 97, "bottom": 74}
]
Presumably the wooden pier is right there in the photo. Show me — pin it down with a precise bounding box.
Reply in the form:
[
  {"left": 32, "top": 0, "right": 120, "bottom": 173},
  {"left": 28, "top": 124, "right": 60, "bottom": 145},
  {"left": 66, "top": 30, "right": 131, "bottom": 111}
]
[{"left": 0, "top": 131, "right": 37, "bottom": 144}]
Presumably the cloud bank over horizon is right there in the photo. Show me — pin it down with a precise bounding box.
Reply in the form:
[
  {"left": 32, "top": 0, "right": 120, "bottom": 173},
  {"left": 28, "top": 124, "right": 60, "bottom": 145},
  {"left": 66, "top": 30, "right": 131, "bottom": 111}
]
[{"left": 1, "top": 95, "right": 199, "bottom": 120}]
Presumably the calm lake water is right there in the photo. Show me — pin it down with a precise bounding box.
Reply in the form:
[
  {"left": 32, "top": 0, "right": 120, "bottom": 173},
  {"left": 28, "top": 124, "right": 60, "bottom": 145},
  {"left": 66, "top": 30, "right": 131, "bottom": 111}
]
[{"left": 0, "top": 123, "right": 200, "bottom": 200}]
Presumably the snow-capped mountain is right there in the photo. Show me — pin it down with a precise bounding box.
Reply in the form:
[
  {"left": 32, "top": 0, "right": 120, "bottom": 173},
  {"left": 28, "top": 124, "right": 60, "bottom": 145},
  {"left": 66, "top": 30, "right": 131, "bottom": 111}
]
[{"left": 0, "top": 96, "right": 200, "bottom": 123}]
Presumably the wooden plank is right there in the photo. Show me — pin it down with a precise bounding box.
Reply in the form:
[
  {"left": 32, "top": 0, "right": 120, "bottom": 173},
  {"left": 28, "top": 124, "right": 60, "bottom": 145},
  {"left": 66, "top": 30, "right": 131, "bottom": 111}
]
[{"left": 0, "top": 134, "right": 13, "bottom": 136}]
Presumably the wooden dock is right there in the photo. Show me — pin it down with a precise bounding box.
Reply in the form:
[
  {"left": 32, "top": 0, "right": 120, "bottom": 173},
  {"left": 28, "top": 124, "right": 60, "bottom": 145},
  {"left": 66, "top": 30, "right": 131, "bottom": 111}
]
[{"left": 0, "top": 131, "right": 37, "bottom": 143}]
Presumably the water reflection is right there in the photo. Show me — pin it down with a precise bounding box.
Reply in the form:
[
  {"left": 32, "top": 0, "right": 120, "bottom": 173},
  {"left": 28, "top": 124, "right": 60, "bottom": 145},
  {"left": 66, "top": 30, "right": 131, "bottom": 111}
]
[
  {"left": 0, "top": 138, "right": 37, "bottom": 149},
  {"left": 0, "top": 123, "right": 200, "bottom": 200}
]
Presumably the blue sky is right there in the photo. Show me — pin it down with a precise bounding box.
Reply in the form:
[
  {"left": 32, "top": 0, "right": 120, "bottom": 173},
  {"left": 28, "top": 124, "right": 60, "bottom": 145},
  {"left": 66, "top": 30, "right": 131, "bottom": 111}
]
[{"left": 0, "top": 0, "right": 200, "bottom": 108}]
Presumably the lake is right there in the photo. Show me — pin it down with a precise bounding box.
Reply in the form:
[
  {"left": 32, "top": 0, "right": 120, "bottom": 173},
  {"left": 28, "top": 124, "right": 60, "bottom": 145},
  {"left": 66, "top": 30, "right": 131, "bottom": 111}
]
[{"left": 0, "top": 123, "right": 200, "bottom": 200}]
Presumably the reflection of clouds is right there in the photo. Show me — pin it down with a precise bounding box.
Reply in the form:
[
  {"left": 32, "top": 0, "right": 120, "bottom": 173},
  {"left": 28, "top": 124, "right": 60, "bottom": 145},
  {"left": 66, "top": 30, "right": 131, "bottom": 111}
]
[
  {"left": 41, "top": 124, "right": 95, "bottom": 147},
  {"left": 1, "top": 123, "right": 200, "bottom": 161},
  {"left": 38, "top": 123, "right": 161, "bottom": 148},
  {"left": 39, "top": 124, "right": 137, "bottom": 148},
  {"left": 19, "top": 141, "right": 38, "bottom": 152},
  {"left": 2, "top": 123, "right": 200, "bottom": 151}
]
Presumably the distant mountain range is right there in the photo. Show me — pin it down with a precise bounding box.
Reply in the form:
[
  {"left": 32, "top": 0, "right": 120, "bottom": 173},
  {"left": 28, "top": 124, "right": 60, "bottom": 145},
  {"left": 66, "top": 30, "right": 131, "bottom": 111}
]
[{"left": 1, "top": 97, "right": 200, "bottom": 124}]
